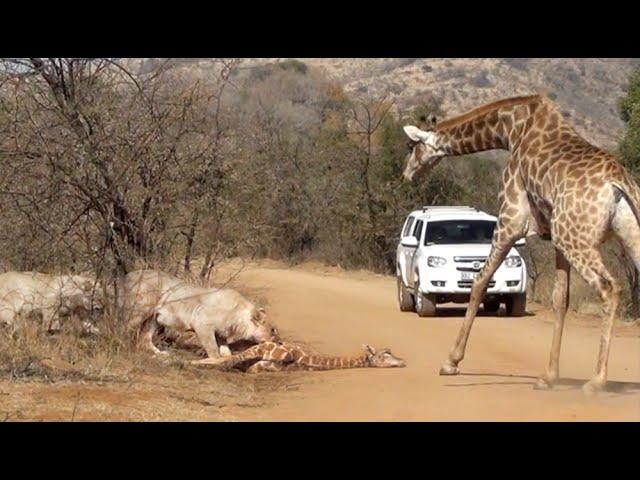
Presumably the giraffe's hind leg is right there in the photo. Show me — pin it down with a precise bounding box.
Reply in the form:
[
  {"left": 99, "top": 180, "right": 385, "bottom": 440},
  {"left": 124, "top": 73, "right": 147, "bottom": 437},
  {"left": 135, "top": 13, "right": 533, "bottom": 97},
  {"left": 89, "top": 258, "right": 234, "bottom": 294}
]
[{"left": 556, "top": 242, "right": 620, "bottom": 395}]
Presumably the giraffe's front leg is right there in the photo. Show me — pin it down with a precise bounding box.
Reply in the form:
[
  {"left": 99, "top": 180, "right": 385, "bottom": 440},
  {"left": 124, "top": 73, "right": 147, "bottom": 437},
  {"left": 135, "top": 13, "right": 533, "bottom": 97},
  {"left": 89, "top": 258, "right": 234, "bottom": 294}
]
[
  {"left": 192, "top": 356, "right": 227, "bottom": 366},
  {"left": 535, "top": 249, "right": 570, "bottom": 390},
  {"left": 440, "top": 221, "right": 525, "bottom": 376}
]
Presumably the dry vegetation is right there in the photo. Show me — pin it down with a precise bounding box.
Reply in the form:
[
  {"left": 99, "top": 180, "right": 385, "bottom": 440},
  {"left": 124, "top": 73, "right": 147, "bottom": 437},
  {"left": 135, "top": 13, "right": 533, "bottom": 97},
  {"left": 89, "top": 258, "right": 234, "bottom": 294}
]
[
  {"left": 0, "top": 296, "right": 294, "bottom": 421},
  {"left": 165, "top": 58, "right": 639, "bottom": 150}
]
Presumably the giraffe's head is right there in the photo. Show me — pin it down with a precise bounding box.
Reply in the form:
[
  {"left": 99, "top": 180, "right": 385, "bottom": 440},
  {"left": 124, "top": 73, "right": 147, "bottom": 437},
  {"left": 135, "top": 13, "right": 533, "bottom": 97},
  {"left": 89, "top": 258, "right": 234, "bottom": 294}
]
[
  {"left": 402, "top": 117, "right": 446, "bottom": 182},
  {"left": 362, "top": 345, "right": 406, "bottom": 368}
]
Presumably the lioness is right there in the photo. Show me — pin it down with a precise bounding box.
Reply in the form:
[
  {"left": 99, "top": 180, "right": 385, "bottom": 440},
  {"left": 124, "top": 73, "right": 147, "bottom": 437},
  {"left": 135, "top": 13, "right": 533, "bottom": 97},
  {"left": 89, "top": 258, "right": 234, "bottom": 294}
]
[
  {"left": 121, "top": 270, "right": 278, "bottom": 358},
  {"left": 0, "top": 272, "right": 103, "bottom": 332}
]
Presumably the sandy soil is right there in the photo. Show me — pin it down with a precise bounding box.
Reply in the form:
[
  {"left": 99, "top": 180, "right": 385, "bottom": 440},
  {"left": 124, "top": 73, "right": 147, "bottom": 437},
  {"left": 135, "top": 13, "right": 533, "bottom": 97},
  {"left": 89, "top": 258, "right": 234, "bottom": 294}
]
[{"left": 1, "top": 260, "right": 639, "bottom": 421}]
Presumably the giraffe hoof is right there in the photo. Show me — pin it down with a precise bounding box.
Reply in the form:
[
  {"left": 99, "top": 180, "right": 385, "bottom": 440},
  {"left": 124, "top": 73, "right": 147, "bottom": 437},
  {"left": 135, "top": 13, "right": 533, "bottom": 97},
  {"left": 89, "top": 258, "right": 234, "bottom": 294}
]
[
  {"left": 582, "top": 379, "right": 604, "bottom": 397},
  {"left": 533, "top": 377, "right": 554, "bottom": 390},
  {"left": 439, "top": 362, "right": 460, "bottom": 376}
]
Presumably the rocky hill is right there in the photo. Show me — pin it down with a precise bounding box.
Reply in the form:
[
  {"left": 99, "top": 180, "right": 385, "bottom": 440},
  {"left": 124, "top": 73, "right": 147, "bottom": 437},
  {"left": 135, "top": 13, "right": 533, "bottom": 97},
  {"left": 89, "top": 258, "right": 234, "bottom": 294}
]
[
  {"left": 306, "top": 58, "right": 640, "bottom": 149},
  {"left": 139, "top": 58, "right": 639, "bottom": 150}
]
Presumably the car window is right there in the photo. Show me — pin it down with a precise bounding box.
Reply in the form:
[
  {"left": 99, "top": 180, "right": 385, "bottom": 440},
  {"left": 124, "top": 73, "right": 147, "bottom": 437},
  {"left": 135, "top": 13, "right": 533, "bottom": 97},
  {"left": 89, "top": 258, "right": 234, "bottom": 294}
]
[
  {"left": 402, "top": 216, "right": 415, "bottom": 237},
  {"left": 413, "top": 220, "right": 424, "bottom": 242},
  {"left": 425, "top": 220, "right": 495, "bottom": 245}
]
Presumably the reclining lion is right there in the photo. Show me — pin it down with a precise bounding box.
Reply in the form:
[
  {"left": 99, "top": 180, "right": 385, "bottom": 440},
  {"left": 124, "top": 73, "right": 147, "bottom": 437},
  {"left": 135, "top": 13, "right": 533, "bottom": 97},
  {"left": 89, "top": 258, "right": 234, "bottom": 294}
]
[
  {"left": 121, "top": 270, "right": 279, "bottom": 358},
  {"left": 0, "top": 271, "right": 103, "bottom": 332}
]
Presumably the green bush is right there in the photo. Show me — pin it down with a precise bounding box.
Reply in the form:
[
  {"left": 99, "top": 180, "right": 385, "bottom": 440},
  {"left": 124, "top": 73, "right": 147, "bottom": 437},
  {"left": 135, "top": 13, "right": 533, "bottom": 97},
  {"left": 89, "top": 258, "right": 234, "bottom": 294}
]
[{"left": 619, "top": 67, "right": 640, "bottom": 177}]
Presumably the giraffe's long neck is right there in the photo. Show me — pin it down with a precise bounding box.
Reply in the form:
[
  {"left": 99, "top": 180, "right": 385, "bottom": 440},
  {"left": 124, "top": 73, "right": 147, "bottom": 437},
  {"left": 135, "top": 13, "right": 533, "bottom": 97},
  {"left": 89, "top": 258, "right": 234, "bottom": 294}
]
[
  {"left": 297, "top": 354, "right": 369, "bottom": 371},
  {"left": 213, "top": 342, "right": 289, "bottom": 369},
  {"left": 432, "top": 96, "right": 541, "bottom": 156},
  {"left": 217, "top": 343, "right": 269, "bottom": 368}
]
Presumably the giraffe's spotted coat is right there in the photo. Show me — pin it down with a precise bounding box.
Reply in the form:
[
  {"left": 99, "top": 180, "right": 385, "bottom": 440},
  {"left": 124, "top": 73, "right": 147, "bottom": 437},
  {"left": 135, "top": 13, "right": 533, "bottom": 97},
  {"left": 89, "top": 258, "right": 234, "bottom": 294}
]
[{"left": 193, "top": 342, "right": 406, "bottom": 373}]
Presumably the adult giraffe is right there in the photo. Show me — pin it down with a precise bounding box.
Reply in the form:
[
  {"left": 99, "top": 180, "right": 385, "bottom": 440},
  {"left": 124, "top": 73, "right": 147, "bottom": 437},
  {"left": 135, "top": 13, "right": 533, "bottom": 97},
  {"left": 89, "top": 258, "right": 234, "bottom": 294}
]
[{"left": 402, "top": 94, "right": 640, "bottom": 394}]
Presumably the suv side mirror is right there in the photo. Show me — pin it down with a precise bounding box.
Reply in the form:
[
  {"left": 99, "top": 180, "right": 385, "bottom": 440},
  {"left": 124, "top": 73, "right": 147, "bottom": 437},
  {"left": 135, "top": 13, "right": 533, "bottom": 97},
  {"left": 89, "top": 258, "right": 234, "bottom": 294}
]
[
  {"left": 515, "top": 238, "right": 526, "bottom": 247},
  {"left": 402, "top": 237, "right": 419, "bottom": 248}
]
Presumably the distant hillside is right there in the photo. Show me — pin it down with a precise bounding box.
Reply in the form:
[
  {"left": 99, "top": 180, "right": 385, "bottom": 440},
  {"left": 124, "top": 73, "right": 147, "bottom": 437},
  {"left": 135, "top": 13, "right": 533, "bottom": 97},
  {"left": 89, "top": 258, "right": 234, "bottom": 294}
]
[
  {"left": 303, "top": 58, "right": 639, "bottom": 150},
  {"left": 138, "top": 58, "right": 639, "bottom": 150}
]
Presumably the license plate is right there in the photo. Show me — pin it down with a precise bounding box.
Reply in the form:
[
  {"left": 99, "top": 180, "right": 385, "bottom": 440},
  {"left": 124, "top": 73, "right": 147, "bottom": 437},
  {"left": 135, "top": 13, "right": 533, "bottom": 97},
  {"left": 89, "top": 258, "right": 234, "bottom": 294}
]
[{"left": 461, "top": 271, "right": 476, "bottom": 280}]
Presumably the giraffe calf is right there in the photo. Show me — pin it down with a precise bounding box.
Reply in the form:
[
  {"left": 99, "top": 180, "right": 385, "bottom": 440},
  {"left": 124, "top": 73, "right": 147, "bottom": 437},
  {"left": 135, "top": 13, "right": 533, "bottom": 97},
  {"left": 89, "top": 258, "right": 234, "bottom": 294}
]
[{"left": 192, "top": 341, "right": 406, "bottom": 372}]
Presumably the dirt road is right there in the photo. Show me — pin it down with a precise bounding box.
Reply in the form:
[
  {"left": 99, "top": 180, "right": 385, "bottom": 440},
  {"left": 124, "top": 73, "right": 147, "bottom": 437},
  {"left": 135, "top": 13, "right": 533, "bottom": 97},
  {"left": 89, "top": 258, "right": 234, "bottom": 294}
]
[
  {"left": 224, "top": 261, "right": 640, "bottom": 421},
  {"left": 2, "top": 260, "right": 638, "bottom": 421}
]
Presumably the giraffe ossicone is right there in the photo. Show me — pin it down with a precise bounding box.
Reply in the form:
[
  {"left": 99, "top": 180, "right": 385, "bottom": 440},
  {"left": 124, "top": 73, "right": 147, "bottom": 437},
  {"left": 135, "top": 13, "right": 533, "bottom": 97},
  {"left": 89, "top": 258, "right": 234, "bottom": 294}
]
[{"left": 403, "top": 125, "right": 432, "bottom": 142}]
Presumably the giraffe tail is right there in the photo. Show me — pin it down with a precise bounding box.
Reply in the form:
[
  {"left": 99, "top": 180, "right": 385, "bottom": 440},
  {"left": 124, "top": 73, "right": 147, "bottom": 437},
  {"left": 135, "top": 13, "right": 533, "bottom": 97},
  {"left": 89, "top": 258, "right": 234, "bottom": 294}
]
[
  {"left": 610, "top": 175, "right": 640, "bottom": 228},
  {"left": 609, "top": 176, "right": 640, "bottom": 281}
]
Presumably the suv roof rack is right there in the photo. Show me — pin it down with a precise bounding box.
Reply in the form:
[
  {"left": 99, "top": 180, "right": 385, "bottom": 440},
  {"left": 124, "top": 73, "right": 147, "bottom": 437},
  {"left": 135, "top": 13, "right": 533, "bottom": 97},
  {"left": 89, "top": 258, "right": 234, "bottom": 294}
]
[{"left": 420, "top": 205, "right": 480, "bottom": 212}]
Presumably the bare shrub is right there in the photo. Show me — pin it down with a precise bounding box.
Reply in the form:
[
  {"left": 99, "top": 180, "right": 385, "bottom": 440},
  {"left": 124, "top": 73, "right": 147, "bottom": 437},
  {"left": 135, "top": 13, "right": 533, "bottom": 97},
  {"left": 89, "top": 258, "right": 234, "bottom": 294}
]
[
  {"left": 0, "top": 58, "right": 247, "bottom": 297},
  {"left": 2, "top": 57, "right": 627, "bottom": 338}
]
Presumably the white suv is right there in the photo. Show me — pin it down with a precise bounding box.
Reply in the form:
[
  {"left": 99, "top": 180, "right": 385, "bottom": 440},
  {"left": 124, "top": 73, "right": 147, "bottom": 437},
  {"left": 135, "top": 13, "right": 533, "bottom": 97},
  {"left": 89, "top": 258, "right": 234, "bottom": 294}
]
[{"left": 396, "top": 206, "right": 527, "bottom": 317}]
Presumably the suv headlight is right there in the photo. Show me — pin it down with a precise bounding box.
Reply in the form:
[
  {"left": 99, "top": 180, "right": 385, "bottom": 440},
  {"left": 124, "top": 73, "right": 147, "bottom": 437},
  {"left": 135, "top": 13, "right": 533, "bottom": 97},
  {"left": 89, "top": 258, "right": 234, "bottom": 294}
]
[
  {"left": 504, "top": 256, "right": 522, "bottom": 268},
  {"left": 427, "top": 256, "right": 447, "bottom": 268}
]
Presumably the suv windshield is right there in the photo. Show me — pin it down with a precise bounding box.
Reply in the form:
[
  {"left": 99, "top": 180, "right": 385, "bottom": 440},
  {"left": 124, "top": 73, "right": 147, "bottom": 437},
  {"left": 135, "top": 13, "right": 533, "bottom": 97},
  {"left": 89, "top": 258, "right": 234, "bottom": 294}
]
[{"left": 425, "top": 220, "right": 496, "bottom": 245}]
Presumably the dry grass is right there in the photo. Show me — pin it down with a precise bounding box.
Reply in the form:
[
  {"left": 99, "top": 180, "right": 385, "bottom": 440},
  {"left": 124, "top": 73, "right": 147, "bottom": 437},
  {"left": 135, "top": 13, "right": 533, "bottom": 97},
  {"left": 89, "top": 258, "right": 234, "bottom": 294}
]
[
  {"left": 0, "top": 315, "right": 130, "bottom": 383},
  {"left": 0, "top": 309, "right": 295, "bottom": 421}
]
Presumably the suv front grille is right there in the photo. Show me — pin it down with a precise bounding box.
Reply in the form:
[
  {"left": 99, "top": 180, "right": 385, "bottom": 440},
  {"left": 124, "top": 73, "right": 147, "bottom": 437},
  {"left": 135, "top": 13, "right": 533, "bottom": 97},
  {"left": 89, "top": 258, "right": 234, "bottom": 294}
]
[
  {"left": 458, "top": 280, "right": 496, "bottom": 289},
  {"left": 454, "top": 256, "right": 487, "bottom": 263},
  {"left": 457, "top": 266, "right": 483, "bottom": 272},
  {"left": 454, "top": 256, "right": 487, "bottom": 273}
]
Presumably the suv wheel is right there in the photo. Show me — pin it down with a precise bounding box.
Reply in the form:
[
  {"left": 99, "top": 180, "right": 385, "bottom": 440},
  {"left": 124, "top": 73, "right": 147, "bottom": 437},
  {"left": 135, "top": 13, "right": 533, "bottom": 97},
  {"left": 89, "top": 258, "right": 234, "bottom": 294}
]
[
  {"left": 397, "top": 275, "right": 415, "bottom": 312},
  {"left": 483, "top": 299, "right": 501, "bottom": 314},
  {"left": 414, "top": 275, "right": 436, "bottom": 317},
  {"left": 506, "top": 293, "right": 526, "bottom": 317}
]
